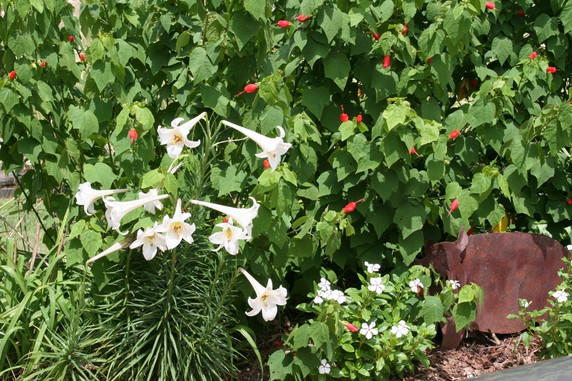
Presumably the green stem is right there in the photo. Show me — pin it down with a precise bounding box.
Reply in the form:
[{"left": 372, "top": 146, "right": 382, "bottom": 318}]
[{"left": 163, "top": 248, "right": 178, "bottom": 321}]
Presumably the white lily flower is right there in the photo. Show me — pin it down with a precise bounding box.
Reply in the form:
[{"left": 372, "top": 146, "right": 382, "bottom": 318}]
[
  {"left": 190, "top": 197, "right": 259, "bottom": 237},
  {"left": 208, "top": 218, "right": 249, "bottom": 255},
  {"left": 87, "top": 239, "right": 132, "bottom": 264},
  {"left": 138, "top": 189, "right": 164, "bottom": 214},
  {"left": 391, "top": 320, "right": 409, "bottom": 338},
  {"left": 157, "top": 112, "right": 206, "bottom": 159},
  {"left": 240, "top": 268, "right": 287, "bottom": 321},
  {"left": 104, "top": 193, "right": 169, "bottom": 234},
  {"left": 221, "top": 120, "right": 292, "bottom": 172},
  {"left": 75, "top": 182, "right": 128, "bottom": 215},
  {"left": 129, "top": 223, "right": 168, "bottom": 261},
  {"left": 155, "top": 198, "right": 196, "bottom": 249}
]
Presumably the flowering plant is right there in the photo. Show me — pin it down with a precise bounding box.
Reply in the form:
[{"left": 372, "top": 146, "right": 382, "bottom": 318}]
[
  {"left": 509, "top": 257, "right": 572, "bottom": 360},
  {"left": 268, "top": 264, "right": 481, "bottom": 380}
]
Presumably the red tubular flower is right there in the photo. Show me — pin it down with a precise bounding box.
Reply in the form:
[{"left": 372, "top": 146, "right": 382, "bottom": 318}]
[
  {"left": 529, "top": 51, "right": 537, "bottom": 59},
  {"left": 517, "top": 10, "right": 525, "bottom": 17},
  {"left": 383, "top": 55, "right": 391, "bottom": 68},
  {"left": 567, "top": 198, "right": 572, "bottom": 205},
  {"left": 427, "top": 57, "right": 432, "bottom": 64},
  {"left": 346, "top": 322, "right": 359, "bottom": 333},
  {"left": 356, "top": 114, "right": 363, "bottom": 123},
  {"left": 372, "top": 32, "right": 381, "bottom": 41},
  {"left": 402, "top": 25, "right": 408, "bottom": 35},
  {"left": 410, "top": 146, "right": 420, "bottom": 156},
  {"left": 128, "top": 129, "right": 138, "bottom": 144},
  {"left": 297, "top": 14, "right": 311, "bottom": 22},
  {"left": 222, "top": 217, "right": 229, "bottom": 223},
  {"left": 263, "top": 159, "right": 270, "bottom": 169},
  {"left": 447, "top": 198, "right": 459, "bottom": 216},
  {"left": 467, "top": 228, "right": 474, "bottom": 235},
  {"left": 277, "top": 20, "right": 291, "bottom": 28},
  {"left": 9, "top": 70, "right": 16, "bottom": 80},
  {"left": 485, "top": 1, "right": 495, "bottom": 10},
  {"left": 471, "top": 79, "right": 478, "bottom": 88},
  {"left": 41, "top": 61, "right": 48, "bottom": 67},
  {"left": 244, "top": 83, "right": 258, "bottom": 93},
  {"left": 449, "top": 129, "right": 460, "bottom": 139},
  {"left": 546, "top": 67, "right": 557, "bottom": 74},
  {"left": 339, "top": 105, "right": 349, "bottom": 122},
  {"left": 68, "top": 35, "right": 74, "bottom": 42},
  {"left": 80, "top": 53, "right": 86, "bottom": 62},
  {"left": 343, "top": 198, "right": 365, "bottom": 213}
]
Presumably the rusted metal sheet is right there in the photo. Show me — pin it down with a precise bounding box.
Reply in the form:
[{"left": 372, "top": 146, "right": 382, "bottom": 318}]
[{"left": 417, "top": 228, "right": 569, "bottom": 348}]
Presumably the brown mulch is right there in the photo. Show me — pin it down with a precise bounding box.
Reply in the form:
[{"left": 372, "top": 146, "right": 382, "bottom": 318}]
[{"left": 238, "top": 331, "right": 540, "bottom": 380}]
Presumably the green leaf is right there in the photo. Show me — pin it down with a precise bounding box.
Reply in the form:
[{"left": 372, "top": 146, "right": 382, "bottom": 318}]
[
  {"left": 229, "top": 11, "right": 259, "bottom": 50},
  {"left": 244, "top": 0, "right": 266, "bottom": 21},
  {"left": 80, "top": 229, "right": 102, "bottom": 257},
  {"left": 141, "top": 169, "right": 164, "bottom": 189},
  {"left": 383, "top": 102, "right": 408, "bottom": 131},
  {"left": 83, "top": 163, "right": 116, "bottom": 189},
  {"left": 491, "top": 36, "right": 513, "bottom": 65},
  {"left": 426, "top": 157, "right": 445, "bottom": 181},
  {"left": 399, "top": 230, "right": 424, "bottom": 265},
  {"left": 323, "top": 51, "right": 350, "bottom": 90},
  {"left": 452, "top": 302, "right": 477, "bottom": 332},
  {"left": 188, "top": 47, "right": 217, "bottom": 83},
  {"left": 90, "top": 61, "right": 115, "bottom": 92},
  {"left": 319, "top": 5, "right": 344, "bottom": 42},
  {"left": 534, "top": 14, "right": 559, "bottom": 42},
  {"left": 421, "top": 295, "right": 445, "bottom": 324},
  {"left": 301, "top": 86, "right": 330, "bottom": 119},
  {"left": 7, "top": 33, "right": 35, "bottom": 56},
  {"left": 134, "top": 106, "right": 154, "bottom": 131},
  {"left": 561, "top": 1, "right": 572, "bottom": 35},
  {"left": 211, "top": 165, "right": 247, "bottom": 196},
  {"left": 393, "top": 202, "right": 426, "bottom": 239},
  {"left": 68, "top": 106, "right": 99, "bottom": 139},
  {"left": 418, "top": 24, "right": 446, "bottom": 58},
  {"left": 347, "top": 134, "right": 382, "bottom": 173},
  {"left": 0, "top": 87, "right": 19, "bottom": 113}
]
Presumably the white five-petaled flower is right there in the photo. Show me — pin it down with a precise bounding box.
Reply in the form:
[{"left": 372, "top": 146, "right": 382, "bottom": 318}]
[
  {"left": 364, "top": 261, "right": 381, "bottom": 273},
  {"left": 368, "top": 277, "right": 385, "bottom": 294},
  {"left": 208, "top": 218, "right": 249, "bottom": 255},
  {"left": 449, "top": 280, "right": 461, "bottom": 290},
  {"left": 104, "top": 193, "right": 169, "bottom": 234},
  {"left": 519, "top": 299, "right": 531, "bottom": 309},
  {"left": 409, "top": 278, "right": 423, "bottom": 294},
  {"left": 391, "top": 320, "right": 409, "bottom": 338},
  {"left": 75, "top": 182, "right": 128, "bottom": 215},
  {"left": 330, "top": 289, "right": 346, "bottom": 304},
  {"left": 129, "top": 224, "right": 168, "bottom": 261},
  {"left": 86, "top": 239, "right": 132, "bottom": 264},
  {"left": 313, "top": 290, "right": 325, "bottom": 304},
  {"left": 360, "top": 321, "right": 378, "bottom": 339},
  {"left": 318, "top": 359, "right": 331, "bottom": 375},
  {"left": 553, "top": 290, "right": 569, "bottom": 303},
  {"left": 221, "top": 120, "right": 292, "bottom": 172},
  {"left": 318, "top": 277, "right": 331, "bottom": 291},
  {"left": 157, "top": 112, "right": 206, "bottom": 159},
  {"left": 155, "top": 199, "right": 196, "bottom": 249},
  {"left": 240, "top": 268, "right": 287, "bottom": 321},
  {"left": 190, "top": 197, "right": 259, "bottom": 238},
  {"left": 138, "top": 189, "right": 165, "bottom": 214}
]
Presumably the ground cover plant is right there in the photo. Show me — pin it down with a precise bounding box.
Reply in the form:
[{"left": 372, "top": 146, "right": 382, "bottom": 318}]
[{"left": 1, "top": 0, "right": 572, "bottom": 379}]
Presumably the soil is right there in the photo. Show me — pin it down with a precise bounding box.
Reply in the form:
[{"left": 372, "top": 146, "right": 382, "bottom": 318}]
[{"left": 238, "top": 329, "right": 540, "bottom": 380}]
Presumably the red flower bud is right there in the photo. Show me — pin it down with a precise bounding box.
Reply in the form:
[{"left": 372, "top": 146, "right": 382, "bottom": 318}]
[
  {"left": 467, "top": 228, "right": 474, "bottom": 235},
  {"left": 447, "top": 198, "right": 459, "bottom": 216},
  {"left": 263, "top": 159, "right": 270, "bottom": 169},
  {"left": 346, "top": 322, "right": 359, "bottom": 333},
  {"left": 343, "top": 198, "right": 365, "bottom": 213},
  {"left": 546, "top": 66, "right": 557, "bottom": 74},
  {"left": 68, "top": 35, "right": 74, "bottom": 42},
  {"left": 297, "top": 14, "right": 311, "bottom": 22},
  {"left": 517, "top": 10, "right": 525, "bottom": 17},
  {"left": 529, "top": 51, "right": 537, "bottom": 59},
  {"left": 402, "top": 25, "right": 408, "bottom": 35},
  {"left": 372, "top": 32, "right": 381, "bottom": 40},
  {"left": 485, "top": 1, "right": 495, "bottom": 10},
  {"left": 410, "top": 146, "right": 419, "bottom": 156},
  {"left": 277, "top": 20, "right": 291, "bottom": 28},
  {"left": 128, "top": 129, "right": 138, "bottom": 144},
  {"left": 449, "top": 129, "right": 460, "bottom": 139},
  {"left": 40, "top": 61, "right": 48, "bottom": 67},
  {"left": 340, "top": 105, "right": 349, "bottom": 122},
  {"left": 80, "top": 53, "right": 85, "bottom": 62},
  {"left": 567, "top": 198, "right": 572, "bottom": 205},
  {"left": 383, "top": 55, "right": 391, "bottom": 68},
  {"left": 9, "top": 70, "right": 16, "bottom": 80},
  {"left": 273, "top": 340, "right": 283, "bottom": 347},
  {"left": 356, "top": 114, "right": 363, "bottom": 123},
  {"left": 427, "top": 57, "right": 432, "bottom": 64},
  {"left": 222, "top": 217, "right": 229, "bottom": 223},
  {"left": 244, "top": 83, "right": 258, "bottom": 93},
  {"left": 471, "top": 79, "right": 478, "bottom": 88}
]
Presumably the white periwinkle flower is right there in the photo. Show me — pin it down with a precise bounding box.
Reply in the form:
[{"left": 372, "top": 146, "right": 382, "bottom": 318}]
[
  {"left": 368, "top": 277, "right": 385, "bottom": 294},
  {"left": 156, "top": 198, "right": 196, "bottom": 249},
  {"left": 157, "top": 112, "right": 206, "bottom": 159},
  {"left": 104, "top": 193, "right": 169, "bottom": 234},
  {"left": 449, "top": 280, "right": 461, "bottom": 290},
  {"left": 391, "top": 320, "right": 409, "bottom": 338},
  {"left": 330, "top": 289, "right": 346, "bottom": 304},
  {"left": 129, "top": 224, "right": 168, "bottom": 261},
  {"left": 240, "top": 268, "right": 287, "bottom": 321},
  {"left": 221, "top": 120, "right": 292, "bottom": 172},
  {"left": 519, "top": 299, "right": 532, "bottom": 309},
  {"left": 553, "top": 290, "right": 569, "bottom": 303},
  {"left": 318, "top": 359, "right": 331, "bottom": 375},
  {"left": 208, "top": 218, "right": 249, "bottom": 255},
  {"left": 360, "top": 322, "right": 379, "bottom": 339},
  {"left": 86, "top": 239, "right": 132, "bottom": 264},
  {"left": 190, "top": 197, "right": 259, "bottom": 237},
  {"left": 318, "top": 277, "right": 331, "bottom": 291},
  {"left": 75, "top": 182, "right": 128, "bottom": 215},
  {"left": 409, "top": 278, "right": 423, "bottom": 294},
  {"left": 313, "top": 290, "right": 325, "bottom": 304},
  {"left": 364, "top": 261, "right": 381, "bottom": 273},
  {"left": 138, "top": 189, "right": 165, "bottom": 214}
]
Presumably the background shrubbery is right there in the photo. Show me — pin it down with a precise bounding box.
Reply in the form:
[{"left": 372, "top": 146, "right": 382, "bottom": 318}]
[{"left": 1, "top": 0, "right": 571, "bottom": 379}]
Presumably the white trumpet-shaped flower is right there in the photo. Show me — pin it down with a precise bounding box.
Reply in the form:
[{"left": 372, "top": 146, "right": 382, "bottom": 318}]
[
  {"left": 208, "top": 218, "right": 249, "bottom": 255},
  {"left": 190, "top": 197, "right": 259, "bottom": 237},
  {"left": 129, "top": 223, "right": 168, "bottom": 261},
  {"left": 240, "top": 268, "right": 287, "bottom": 321},
  {"left": 155, "top": 199, "right": 196, "bottom": 249},
  {"left": 75, "top": 182, "right": 128, "bottom": 215},
  {"left": 104, "top": 193, "right": 169, "bottom": 234},
  {"left": 221, "top": 120, "right": 292, "bottom": 172},
  {"left": 138, "top": 189, "right": 164, "bottom": 214},
  {"left": 157, "top": 112, "right": 206, "bottom": 159},
  {"left": 87, "top": 239, "right": 132, "bottom": 264}
]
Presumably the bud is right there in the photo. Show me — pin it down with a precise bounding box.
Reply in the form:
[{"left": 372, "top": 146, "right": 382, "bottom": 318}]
[
  {"left": 68, "top": 35, "right": 74, "bottom": 42},
  {"left": 277, "top": 20, "right": 291, "bottom": 28},
  {"left": 9, "top": 70, "right": 16, "bottom": 80},
  {"left": 372, "top": 32, "right": 381, "bottom": 40},
  {"left": 80, "top": 53, "right": 85, "bottom": 62},
  {"left": 263, "top": 159, "right": 270, "bottom": 169},
  {"left": 447, "top": 198, "right": 459, "bottom": 217},
  {"left": 383, "top": 55, "right": 391, "bottom": 68},
  {"left": 41, "top": 61, "right": 48, "bottom": 67},
  {"left": 485, "top": 1, "right": 495, "bottom": 10},
  {"left": 356, "top": 114, "right": 363, "bottom": 123},
  {"left": 346, "top": 322, "right": 359, "bottom": 333},
  {"left": 449, "top": 129, "right": 460, "bottom": 139},
  {"left": 128, "top": 129, "right": 138, "bottom": 144},
  {"left": 343, "top": 198, "right": 365, "bottom": 213},
  {"left": 402, "top": 25, "right": 408, "bottom": 35},
  {"left": 529, "top": 51, "right": 537, "bottom": 59},
  {"left": 546, "top": 67, "right": 557, "bottom": 74},
  {"left": 339, "top": 105, "right": 349, "bottom": 122},
  {"left": 297, "top": 14, "right": 311, "bottom": 22}
]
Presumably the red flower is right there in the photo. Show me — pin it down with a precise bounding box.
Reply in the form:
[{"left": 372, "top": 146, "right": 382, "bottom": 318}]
[
  {"left": 471, "top": 79, "right": 479, "bottom": 88},
  {"left": 546, "top": 66, "right": 557, "bottom": 74},
  {"left": 485, "top": 1, "right": 495, "bottom": 10},
  {"left": 128, "top": 129, "right": 138, "bottom": 144},
  {"left": 40, "top": 61, "right": 48, "bottom": 67},
  {"left": 383, "top": 55, "right": 391, "bottom": 68},
  {"left": 9, "top": 70, "right": 16, "bottom": 80},
  {"left": 339, "top": 105, "right": 349, "bottom": 122},
  {"left": 277, "top": 20, "right": 291, "bottom": 28},
  {"left": 222, "top": 217, "right": 229, "bottom": 223},
  {"left": 467, "top": 228, "right": 474, "bottom": 235},
  {"left": 402, "top": 25, "right": 408, "bottom": 35},
  {"left": 272, "top": 340, "right": 283, "bottom": 347},
  {"left": 410, "top": 146, "right": 419, "bottom": 156},
  {"left": 244, "top": 83, "right": 258, "bottom": 93},
  {"left": 356, "top": 114, "right": 363, "bottom": 123},
  {"left": 68, "top": 35, "right": 74, "bottom": 42},
  {"left": 567, "top": 198, "right": 572, "bottom": 205},
  {"left": 449, "top": 129, "right": 460, "bottom": 139},
  {"left": 372, "top": 32, "right": 381, "bottom": 40},
  {"left": 346, "top": 322, "right": 359, "bottom": 333},
  {"left": 297, "top": 14, "right": 311, "bottom": 22},
  {"left": 263, "top": 159, "right": 270, "bottom": 169},
  {"left": 529, "top": 51, "right": 537, "bottom": 59},
  {"left": 447, "top": 198, "right": 459, "bottom": 216},
  {"left": 517, "top": 10, "right": 525, "bottom": 16},
  {"left": 427, "top": 57, "right": 432, "bottom": 64},
  {"left": 343, "top": 198, "right": 365, "bottom": 213},
  {"left": 80, "top": 53, "right": 86, "bottom": 62}
]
